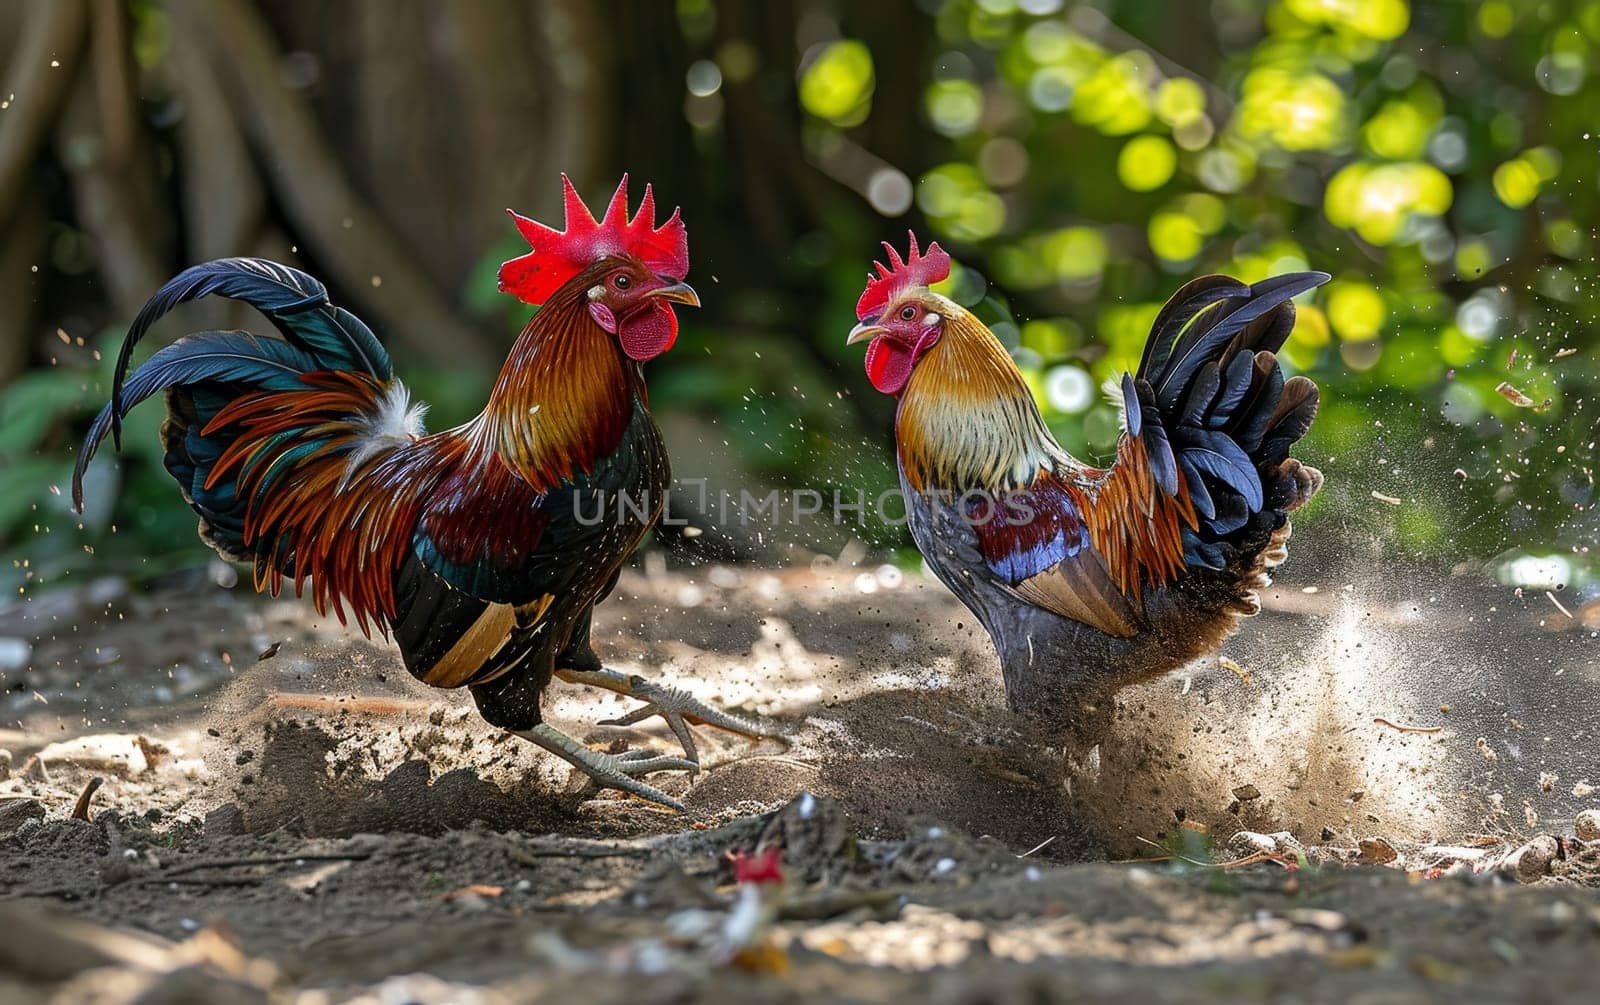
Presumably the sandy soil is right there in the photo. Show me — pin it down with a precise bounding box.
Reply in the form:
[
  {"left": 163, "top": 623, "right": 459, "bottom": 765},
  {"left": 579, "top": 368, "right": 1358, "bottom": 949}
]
[{"left": 1, "top": 560, "right": 1598, "bottom": 1003}]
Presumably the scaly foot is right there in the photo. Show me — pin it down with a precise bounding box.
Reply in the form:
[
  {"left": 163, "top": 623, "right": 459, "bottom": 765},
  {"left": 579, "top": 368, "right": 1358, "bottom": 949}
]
[
  {"left": 516, "top": 722, "right": 695, "bottom": 812},
  {"left": 555, "top": 667, "right": 781, "bottom": 767}
]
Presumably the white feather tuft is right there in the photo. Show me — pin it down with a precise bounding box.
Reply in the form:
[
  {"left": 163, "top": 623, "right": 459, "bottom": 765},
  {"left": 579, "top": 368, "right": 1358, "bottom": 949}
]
[
  {"left": 1102, "top": 374, "right": 1130, "bottom": 432},
  {"left": 342, "top": 380, "right": 427, "bottom": 489}
]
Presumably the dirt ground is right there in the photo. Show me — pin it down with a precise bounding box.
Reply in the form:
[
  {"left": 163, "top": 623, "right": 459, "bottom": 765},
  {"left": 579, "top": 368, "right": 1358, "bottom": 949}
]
[{"left": 1, "top": 559, "right": 1598, "bottom": 1003}]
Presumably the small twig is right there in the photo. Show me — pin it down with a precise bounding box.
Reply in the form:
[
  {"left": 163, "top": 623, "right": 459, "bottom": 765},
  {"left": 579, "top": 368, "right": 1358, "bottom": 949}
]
[
  {"left": 1374, "top": 717, "right": 1444, "bottom": 735},
  {"left": 1134, "top": 835, "right": 1214, "bottom": 868},
  {"left": 159, "top": 852, "right": 371, "bottom": 878},
  {"left": 895, "top": 715, "right": 961, "bottom": 739},
  {"left": 736, "top": 754, "right": 820, "bottom": 772},
  {"left": 71, "top": 776, "right": 103, "bottom": 821},
  {"left": 1131, "top": 836, "right": 1295, "bottom": 871},
  {"left": 500, "top": 837, "right": 651, "bottom": 866},
  {"left": 778, "top": 888, "right": 903, "bottom": 921},
  {"left": 1019, "top": 835, "right": 1057, "bottom": 858},
  {"left": 1546, "top": 591, "right": 1574, "bottom": 620}
]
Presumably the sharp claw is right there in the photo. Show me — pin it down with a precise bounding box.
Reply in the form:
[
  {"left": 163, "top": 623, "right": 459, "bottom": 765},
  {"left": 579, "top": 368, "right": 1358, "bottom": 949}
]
[
  {"left": 663, "top": 712, "right": 700, "bottom": 769},
  {"left": 604, "top": 773, "right": 687, "bottom": 813}
]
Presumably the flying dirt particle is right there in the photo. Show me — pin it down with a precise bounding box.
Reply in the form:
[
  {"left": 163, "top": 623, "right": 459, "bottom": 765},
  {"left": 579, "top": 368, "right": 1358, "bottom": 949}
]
[
  {"left": 1231, "top": 784, "right": 1261, "bottom": 802},
  {"left": 1357, "top": 836, "right": 1397, "bottom": 865},
  {"left": 1572, "top": 780, "right": 1595, "bottom": 799},
  {"left": 1370, "top": 490, "right": 1402, "bottom": 506},
  {"left": 1476, "top": 737, "right": 1498, "bottom": 763},
  {"left": 1539, "top": 772, "right": 1557, "bottom": 794},
  {"left": 257, "top": 642, "right": 282, "bottom": 661},
  {"left": 1495, "top": 382, "right": 1536, "bottom": 407},
  {"left": 1575, "top": 809, "right": 1600, "bottom": 842},
  {"left": 1219, "top": 656, "right": 1252, "bottom": 685}
]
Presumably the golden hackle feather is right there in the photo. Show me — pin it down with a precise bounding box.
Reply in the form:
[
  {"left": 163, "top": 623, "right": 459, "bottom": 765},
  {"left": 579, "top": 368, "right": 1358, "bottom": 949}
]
[
  {"left": 897, "top": 302, "right": 1200, "bottom": 614},
  {"left": 896, "top": 303, "right": 1061, "bottom": 494},
  {"left": 477, "top": 277, "right": 639, "bottom": 493}
]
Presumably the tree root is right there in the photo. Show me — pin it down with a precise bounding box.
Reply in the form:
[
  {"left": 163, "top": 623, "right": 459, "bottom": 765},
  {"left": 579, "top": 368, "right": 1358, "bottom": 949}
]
[
  {"left": 0, "top": 1, "right": 89, "bottom": 226},
  {"left": 166, "top": 0, "right": 496, "bottom": 368}
]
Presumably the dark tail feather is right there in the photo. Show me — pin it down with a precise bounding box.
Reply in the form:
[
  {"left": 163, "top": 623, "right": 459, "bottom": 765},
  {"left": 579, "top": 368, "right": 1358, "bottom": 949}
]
[
  {"left": 1145, "top": 270, "right": 1328, "bottom": 411},
  {"left": 1125, "top": 271, "right": 1329, "bottom": 565},
  {"left": 73, "top": 333, "right": 319, "bottom": 511},
  {"left": 1137, "top": 275, "right": 1249, "bottom": 379},
  {"left": 109, "top": 258, "right": 390, "bottom": 447}
]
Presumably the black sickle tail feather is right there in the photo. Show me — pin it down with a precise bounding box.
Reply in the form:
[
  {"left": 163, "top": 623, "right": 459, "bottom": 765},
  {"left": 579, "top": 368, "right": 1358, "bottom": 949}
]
[
  {"left": 1121, "top": 271, "right": 1329, "bottom": 570},
  {"left": 72, "top": 259, "right": 393, "bottom": 558}
]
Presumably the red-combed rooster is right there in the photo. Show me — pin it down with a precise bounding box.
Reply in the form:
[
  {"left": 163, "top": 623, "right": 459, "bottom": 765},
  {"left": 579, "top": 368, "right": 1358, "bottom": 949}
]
[
  {"left": 72, "top": 175, "right": 775, "bottom": 810},
  {"left": 846, "top": 236, "right": 1327, "bottom": 734}
]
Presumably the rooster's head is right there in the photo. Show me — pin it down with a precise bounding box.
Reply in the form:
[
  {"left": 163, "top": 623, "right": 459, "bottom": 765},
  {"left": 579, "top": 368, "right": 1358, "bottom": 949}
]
[
  {"left": 500, "top": 174, "right": 696, "bottom": 361},
  {"left": 846, "top": 234, "right": 954, "bottom": 395}
]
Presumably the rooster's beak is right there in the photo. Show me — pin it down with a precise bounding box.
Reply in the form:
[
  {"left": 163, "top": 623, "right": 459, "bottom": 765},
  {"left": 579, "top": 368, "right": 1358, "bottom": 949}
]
[
  {"left": 846, "top": 321, "right": 886, "bottom": 346},
  {"left": 648, "top": 281, "right": 700, "bottom": 307}
]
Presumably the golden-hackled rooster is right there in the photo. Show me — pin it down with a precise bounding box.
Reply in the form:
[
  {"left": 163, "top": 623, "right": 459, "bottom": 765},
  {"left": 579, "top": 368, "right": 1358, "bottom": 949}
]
[{"left": 846, "top": 235, "right": 1326, "bottom": 733}]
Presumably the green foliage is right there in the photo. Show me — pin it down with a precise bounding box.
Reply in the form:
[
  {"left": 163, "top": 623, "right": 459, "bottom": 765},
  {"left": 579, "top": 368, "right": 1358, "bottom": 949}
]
[
  {"left": 0, "top": 347, "right": 209, "bottom": 597},
  {"left": 791, "top": 0, "right": 1598, "bottom": 578},
  {"left": 9, "top": 0, "right": 1599, "bottom": 596}
]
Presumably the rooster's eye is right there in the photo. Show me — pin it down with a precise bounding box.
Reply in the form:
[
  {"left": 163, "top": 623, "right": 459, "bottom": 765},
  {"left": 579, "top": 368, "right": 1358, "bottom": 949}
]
[
  {"left": 613, "top": 274, "right": 631, "bottom": 290},
  {"left": 900, "top": 306, "right": 917, "bottom": 321}
]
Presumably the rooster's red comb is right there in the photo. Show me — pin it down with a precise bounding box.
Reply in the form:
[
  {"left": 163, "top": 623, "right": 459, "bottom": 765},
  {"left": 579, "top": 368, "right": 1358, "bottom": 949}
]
[
  {"left": 499, "top": 174, "right": 689, "bottom": 306},
  {"left": 855, "top": 232, "right": 951, "bottom": 322}
]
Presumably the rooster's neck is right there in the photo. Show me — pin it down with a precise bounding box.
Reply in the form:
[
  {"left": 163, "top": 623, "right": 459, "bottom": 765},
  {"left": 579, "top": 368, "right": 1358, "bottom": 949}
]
[
  {"left": 896, "top": 311, "right": 1063, "bottom": 493},
  {"left": 468, "top": 279, "right": 642, "bottom": 490}
]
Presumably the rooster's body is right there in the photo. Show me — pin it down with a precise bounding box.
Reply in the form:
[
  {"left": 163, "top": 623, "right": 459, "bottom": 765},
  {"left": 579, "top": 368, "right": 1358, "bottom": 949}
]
[
  {"left": 74, "top": 177, "right": 772, "bottom": 810},
  {"left": 848, "top": 238, "right": 1326, "bottom": 733}
]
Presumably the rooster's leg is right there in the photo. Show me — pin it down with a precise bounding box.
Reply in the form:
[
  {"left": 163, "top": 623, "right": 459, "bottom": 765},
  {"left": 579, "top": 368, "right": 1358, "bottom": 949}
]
[
  {"left": 516, "top": 723, "right": 695, "bottom": 812},
  {"left": 554, "top": 667, "right": 779, "bottom": 767}
]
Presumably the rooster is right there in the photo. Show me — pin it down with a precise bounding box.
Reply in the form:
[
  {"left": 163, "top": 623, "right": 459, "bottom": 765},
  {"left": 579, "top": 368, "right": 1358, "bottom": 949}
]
[
  {"left": 846, "top": 236, "right": 1327, "bottom": 735},
  {"left": 72, "top": 175, "right": 774, "bottom": 811}
]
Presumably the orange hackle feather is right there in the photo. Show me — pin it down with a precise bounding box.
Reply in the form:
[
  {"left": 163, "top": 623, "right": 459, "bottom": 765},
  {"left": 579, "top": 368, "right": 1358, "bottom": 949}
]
[
  {"left": 1069, "top": 438, "right": 1198, "bottom": 600},
  {"left": 478, "top": 273, "right": 640, "bottom": 493}
]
